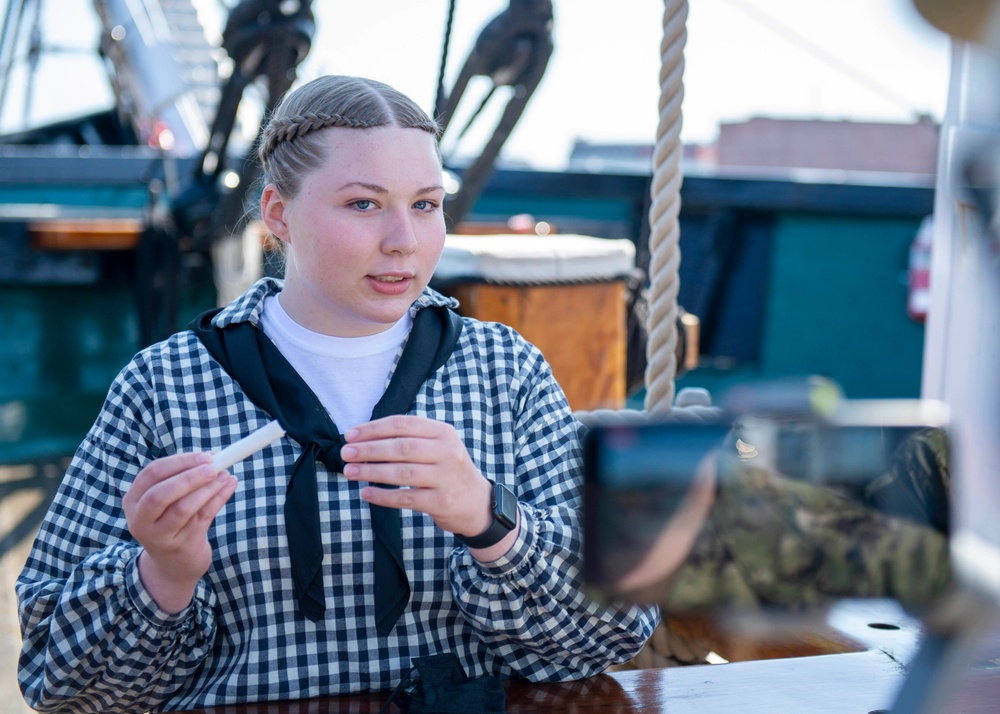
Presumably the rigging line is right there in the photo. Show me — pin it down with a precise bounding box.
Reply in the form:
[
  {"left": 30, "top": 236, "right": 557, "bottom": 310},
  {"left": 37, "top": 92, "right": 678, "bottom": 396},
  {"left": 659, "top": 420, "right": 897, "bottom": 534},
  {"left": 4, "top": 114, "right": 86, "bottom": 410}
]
[
  {"left": 718, "top": 0, "right": 921, "bottom": 115},
  {"left": 22, "top": 0, "right": 42, "bottom": 125},
  {"left": 0, "top": 0, "right": 30, "bottom": 114},
  {"left": 434, "top": 0, "right": 457, "bottom": 123},
  {"left": 0, "top": 0, "right": 21, "bottom": 69}
]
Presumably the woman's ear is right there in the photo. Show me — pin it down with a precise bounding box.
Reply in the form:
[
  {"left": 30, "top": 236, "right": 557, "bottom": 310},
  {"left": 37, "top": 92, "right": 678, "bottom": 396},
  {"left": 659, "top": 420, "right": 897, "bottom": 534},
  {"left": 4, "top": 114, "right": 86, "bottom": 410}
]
[{"left": 260, "top": 184, "right": 291, "bottom": 243}]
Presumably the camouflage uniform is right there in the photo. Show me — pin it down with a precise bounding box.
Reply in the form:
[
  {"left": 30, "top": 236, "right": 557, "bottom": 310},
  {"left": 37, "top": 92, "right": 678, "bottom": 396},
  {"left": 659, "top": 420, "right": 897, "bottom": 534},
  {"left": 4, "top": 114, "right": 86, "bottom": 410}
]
[
  {"left": 623, "top": 426, "right": 954, "bottom": 616},
  {"left": 580, "top": 409, "right": 954, "bottom": 668}
]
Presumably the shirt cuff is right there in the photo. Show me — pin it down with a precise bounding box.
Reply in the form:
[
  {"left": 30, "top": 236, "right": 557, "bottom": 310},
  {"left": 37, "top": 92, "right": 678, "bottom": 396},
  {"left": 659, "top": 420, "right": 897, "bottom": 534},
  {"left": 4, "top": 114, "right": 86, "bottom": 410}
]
[
  {"left": 470, "top": 504, "right": 540, "bottom": 579},
  {"left": 123, "top": 550, "right": 200, "bottom": 630}
]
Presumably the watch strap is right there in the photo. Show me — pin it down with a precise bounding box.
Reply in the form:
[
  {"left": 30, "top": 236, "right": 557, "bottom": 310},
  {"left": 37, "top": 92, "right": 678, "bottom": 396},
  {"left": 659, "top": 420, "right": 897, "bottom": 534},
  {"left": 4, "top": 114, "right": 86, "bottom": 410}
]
[{"left": 456, "top": 481, "right": 517, "bottom": 549}]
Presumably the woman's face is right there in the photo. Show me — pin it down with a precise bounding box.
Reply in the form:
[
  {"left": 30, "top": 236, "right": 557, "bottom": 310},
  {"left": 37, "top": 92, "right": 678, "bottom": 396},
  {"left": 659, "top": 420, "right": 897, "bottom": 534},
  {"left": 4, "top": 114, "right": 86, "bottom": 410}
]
[{"left": 261, "top": 125, "right": 446, "bottom": 337}]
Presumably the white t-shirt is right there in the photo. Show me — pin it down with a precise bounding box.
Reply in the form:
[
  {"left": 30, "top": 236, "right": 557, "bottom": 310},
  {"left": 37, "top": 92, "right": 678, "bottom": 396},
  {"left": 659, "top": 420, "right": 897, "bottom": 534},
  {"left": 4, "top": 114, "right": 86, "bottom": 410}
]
[{"left": 259, "top": 294, "right": 412, "bottom": 431}]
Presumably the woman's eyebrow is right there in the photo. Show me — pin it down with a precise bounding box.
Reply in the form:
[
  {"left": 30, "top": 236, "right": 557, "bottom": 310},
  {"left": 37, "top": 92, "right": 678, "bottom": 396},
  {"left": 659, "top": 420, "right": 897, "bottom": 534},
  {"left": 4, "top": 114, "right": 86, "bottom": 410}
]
[
  {"left": 335, "top": 182, "right": 445, "bottom": 194},
  {"left": 337, "top": 181, "right": 388, "bottom": 193}
]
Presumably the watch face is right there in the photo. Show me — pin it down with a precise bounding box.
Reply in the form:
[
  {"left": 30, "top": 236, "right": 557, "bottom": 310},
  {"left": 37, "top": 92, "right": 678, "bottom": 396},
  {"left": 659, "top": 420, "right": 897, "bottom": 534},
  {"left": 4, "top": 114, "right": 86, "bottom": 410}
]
[{"left": 494, "top": 483, "right": 518, "bottom": 529}]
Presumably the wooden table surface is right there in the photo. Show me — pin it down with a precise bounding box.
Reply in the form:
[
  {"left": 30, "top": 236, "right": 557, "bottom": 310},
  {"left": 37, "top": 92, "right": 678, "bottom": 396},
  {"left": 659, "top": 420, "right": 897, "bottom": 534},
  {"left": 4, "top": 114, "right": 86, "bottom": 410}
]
[
  {"left": 178, "top": 602, "right": 1000, "bottom": 714},
  {"left": 178, "top": 649, "right": 1000, "bottom": 714}
]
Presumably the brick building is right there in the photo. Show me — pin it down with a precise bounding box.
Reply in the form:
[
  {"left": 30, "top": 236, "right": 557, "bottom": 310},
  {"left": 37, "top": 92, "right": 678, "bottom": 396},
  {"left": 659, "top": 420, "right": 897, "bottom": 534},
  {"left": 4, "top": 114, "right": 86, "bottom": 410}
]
[{"left": 715, "top": 115, "right": 939, "bottom": 174}]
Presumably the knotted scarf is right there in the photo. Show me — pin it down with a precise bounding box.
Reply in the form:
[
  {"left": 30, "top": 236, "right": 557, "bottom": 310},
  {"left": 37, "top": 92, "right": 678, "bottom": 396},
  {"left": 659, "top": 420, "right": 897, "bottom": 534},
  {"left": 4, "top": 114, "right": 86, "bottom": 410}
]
[{"left": 190, "top": 301, "right": 462, "bottom": 635}]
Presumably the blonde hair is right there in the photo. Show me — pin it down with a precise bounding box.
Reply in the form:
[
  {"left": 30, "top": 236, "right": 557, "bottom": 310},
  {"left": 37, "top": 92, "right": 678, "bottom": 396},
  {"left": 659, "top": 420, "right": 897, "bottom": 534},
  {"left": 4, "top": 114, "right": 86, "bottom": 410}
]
[{"left": 257, "top": 75, "right": 441, "bottom": 200}]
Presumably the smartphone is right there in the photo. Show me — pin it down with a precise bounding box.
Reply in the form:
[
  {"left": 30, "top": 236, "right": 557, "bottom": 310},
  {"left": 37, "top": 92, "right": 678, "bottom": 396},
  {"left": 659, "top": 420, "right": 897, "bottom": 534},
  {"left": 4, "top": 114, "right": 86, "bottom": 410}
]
[
  {"left": 582, "top": 418, "right": 729, "bottom": 591},
  {"left": 581, "top": 401, "right": 951, "bottom": 603}
]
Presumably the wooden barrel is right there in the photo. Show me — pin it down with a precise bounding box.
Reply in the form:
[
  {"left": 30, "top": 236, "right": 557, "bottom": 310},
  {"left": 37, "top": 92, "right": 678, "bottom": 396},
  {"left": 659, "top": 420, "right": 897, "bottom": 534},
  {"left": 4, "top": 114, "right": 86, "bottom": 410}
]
[{"left": 433, "top": 234, "right": 636, "bottom": 412}]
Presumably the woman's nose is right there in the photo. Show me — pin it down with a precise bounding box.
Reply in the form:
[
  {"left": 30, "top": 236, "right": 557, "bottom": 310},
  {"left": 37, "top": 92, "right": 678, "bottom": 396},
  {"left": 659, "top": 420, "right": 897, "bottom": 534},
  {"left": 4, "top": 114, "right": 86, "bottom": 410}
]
[{"left": 382, "top": 211, "right": 419, "bottom": 254}]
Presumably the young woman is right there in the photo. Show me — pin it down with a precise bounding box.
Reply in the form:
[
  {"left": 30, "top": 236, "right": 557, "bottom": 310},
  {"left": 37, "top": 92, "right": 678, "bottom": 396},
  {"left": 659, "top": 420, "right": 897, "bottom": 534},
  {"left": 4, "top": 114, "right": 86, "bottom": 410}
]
[{"left": 17, "top": 75, "right": 658, "bottom": 713}]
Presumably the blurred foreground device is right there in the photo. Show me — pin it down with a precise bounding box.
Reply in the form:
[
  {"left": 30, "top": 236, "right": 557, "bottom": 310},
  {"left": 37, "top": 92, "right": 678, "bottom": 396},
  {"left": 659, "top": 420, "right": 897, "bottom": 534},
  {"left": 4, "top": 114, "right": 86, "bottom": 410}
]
[{"left": 582, "top": 398, "right": 952, "bottom": 612}]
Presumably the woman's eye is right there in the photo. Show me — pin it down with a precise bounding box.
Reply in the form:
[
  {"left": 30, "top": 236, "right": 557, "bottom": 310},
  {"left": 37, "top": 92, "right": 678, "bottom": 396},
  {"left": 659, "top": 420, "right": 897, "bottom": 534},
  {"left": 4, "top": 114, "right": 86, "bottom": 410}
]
[
  {"left": 413, "top": 199, "right": 438, "bottom": 211},
  {"left": 352, "top": 199, "right": 375, "bottom": 211}
]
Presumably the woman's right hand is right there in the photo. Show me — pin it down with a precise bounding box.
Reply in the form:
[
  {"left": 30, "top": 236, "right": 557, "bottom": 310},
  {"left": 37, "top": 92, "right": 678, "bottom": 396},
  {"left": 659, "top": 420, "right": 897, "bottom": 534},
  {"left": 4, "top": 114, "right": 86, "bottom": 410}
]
[{"left": 123, "top": 452, "right": 238, "bottom": 613}]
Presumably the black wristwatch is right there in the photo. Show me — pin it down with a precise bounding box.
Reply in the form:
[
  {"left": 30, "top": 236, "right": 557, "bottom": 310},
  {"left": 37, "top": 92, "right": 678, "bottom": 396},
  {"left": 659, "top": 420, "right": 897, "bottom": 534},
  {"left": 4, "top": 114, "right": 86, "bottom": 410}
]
[{"left": 456, "top": 480, "right": 518, "bottom": 549}]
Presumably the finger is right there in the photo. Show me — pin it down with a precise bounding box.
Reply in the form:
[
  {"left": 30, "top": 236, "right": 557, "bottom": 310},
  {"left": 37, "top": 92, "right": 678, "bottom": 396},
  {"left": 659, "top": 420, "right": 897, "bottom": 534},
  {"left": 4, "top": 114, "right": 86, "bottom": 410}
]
[
  {"left": 129, "top": 452, "right": 213, "bottom": 501},
  {"left": 343, "top": 461, "right": 436, "bottom": 488},
  {"left": 344, "top": 415, "right": 446, "bottom": 443},
  {"left": 340, "top": 436, "right": 438, "bottom": 466},
  {"left": 360, "top": 481, "right": 489, "bottom": 536},
  {"left": 151, "top": 473, "right": 238, "bottom": 537},
  {"left": 167, "top": 474, "right": 239, "bottom": 544},
  {"left": 360, "top": 484, "right": 429, "bottom": 513},
  {"left": 129, "top": 461, "right": 227, "bottom": 524}
]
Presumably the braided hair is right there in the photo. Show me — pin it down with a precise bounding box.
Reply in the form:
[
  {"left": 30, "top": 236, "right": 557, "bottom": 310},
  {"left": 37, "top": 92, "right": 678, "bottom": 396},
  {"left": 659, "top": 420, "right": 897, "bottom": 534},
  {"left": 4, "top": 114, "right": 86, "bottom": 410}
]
[{"left": 257, "top": 75, "right": 441, "bottom": 200}]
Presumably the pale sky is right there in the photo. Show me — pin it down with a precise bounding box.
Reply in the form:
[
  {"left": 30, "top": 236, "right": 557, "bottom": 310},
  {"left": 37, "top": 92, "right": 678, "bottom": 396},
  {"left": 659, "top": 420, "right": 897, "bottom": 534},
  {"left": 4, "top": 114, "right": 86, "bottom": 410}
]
[
  {"left": 0, "top": 0, "right": 952, "bottom": 170},
  {"left": 306, "top": 0, "right": 951, "bottom": 168}
]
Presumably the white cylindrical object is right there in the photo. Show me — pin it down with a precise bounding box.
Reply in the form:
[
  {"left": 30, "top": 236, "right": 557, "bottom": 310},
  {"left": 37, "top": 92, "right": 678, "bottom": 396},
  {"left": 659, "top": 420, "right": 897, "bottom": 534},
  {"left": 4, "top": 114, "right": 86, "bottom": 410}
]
[{"left": 210, "top": 420, "right": 286, "bottom": 472}]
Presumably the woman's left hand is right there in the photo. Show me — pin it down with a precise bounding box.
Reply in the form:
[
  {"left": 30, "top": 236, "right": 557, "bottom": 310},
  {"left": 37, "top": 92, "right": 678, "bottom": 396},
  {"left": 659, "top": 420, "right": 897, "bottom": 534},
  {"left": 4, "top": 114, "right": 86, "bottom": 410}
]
[{"left": 341, "top": 414, "right": 494, "bottom": 538}]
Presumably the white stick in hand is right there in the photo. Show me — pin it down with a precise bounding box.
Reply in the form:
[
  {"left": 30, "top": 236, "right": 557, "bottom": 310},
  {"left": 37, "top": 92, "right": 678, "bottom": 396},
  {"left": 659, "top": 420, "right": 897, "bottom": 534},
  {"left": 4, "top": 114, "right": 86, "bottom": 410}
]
[{"left": 210, "top": 420, "right": 286, "bottom": 472}]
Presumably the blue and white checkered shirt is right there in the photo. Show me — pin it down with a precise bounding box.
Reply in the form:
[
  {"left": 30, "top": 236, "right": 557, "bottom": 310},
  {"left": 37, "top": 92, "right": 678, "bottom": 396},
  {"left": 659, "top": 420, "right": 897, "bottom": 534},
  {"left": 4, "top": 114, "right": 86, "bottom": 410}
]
[{"left": 17, "top": 277, "right": 659, "bottom": 713}]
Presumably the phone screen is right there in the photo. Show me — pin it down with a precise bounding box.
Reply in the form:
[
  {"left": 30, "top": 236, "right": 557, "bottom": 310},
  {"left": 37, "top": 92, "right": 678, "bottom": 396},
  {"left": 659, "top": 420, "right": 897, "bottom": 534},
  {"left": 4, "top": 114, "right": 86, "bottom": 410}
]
[
  {"left": 581, "top": 412, "right": 952, "bottom": 611},
  {"left": 582, "top": 420, "right": 730, "bottom": 590}
]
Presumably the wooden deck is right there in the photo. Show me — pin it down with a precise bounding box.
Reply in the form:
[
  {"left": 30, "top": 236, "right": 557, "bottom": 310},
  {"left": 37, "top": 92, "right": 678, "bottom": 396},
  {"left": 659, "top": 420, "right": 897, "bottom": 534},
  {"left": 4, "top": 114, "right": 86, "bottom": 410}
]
[{"left": 0, "top": 464, "right": 58, "bottom": 714}]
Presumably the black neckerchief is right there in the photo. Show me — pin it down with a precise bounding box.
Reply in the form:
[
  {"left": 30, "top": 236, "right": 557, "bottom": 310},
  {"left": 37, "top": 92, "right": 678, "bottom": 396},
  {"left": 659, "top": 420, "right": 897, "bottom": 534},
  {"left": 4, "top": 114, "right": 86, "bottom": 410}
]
[{"left": 190, "top": 301, "right": 462, "bottom": 636}]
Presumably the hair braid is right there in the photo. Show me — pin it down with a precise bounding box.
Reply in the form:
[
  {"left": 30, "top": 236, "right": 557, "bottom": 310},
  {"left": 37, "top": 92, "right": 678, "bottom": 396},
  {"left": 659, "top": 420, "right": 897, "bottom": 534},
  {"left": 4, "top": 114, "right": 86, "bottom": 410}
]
[
  {"left": 259, "top": 112, "right": 379, "bottom": 167},
  {"left": 255, "top": 75, "right": 441, "bottom": 206}
]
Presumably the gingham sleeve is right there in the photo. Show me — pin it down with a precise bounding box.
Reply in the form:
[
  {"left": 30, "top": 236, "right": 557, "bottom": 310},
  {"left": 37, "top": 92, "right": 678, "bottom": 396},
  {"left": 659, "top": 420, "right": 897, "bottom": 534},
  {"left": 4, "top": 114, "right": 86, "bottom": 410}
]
[
  {"left": 16, "top": 354, "right": 218, "bottom": 714},
  {"left": 447, "top": 328, "right": 659, "bottom": 681}
]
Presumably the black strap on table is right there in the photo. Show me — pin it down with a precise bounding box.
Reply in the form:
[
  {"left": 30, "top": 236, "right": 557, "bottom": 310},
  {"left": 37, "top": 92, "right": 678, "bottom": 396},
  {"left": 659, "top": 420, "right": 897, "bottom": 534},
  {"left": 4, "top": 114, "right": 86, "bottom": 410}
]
[{"left": 379, "top": 652, "right": 507, "bottom": 714}]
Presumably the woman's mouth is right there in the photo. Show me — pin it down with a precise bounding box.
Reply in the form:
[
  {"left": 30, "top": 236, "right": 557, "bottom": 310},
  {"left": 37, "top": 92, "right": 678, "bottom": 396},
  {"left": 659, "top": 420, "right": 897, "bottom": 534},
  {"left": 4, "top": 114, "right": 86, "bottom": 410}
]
[{"left": 368, "top": 274, "right": 412, "bottom": 295}]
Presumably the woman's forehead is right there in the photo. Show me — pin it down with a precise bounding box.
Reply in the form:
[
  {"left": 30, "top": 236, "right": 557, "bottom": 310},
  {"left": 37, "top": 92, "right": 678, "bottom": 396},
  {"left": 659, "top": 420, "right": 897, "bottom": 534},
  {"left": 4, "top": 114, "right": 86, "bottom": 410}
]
[
  {"left": 314, "top": 126, "right": 443, "bottom": 179},
  {"left": 288, "top": 127, "right": 443, "bottom": 198},
  {"left": 318, "top": 124, "right": 438, "bottom": 155}
]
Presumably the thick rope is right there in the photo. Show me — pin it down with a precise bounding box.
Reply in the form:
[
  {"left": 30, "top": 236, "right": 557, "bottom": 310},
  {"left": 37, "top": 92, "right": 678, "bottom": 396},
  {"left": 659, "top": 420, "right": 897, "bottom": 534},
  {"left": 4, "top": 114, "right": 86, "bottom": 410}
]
[
  {"left": 643, "top": 0, "right": 688, "bottom": 416},
  {"left": 585, "top": 5, "right": 722, "bottom": 674}
]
